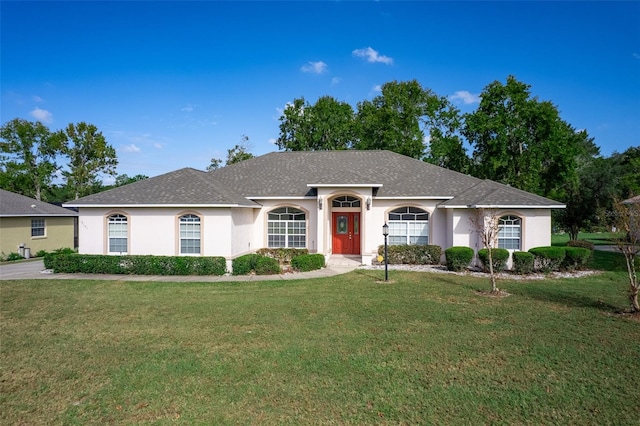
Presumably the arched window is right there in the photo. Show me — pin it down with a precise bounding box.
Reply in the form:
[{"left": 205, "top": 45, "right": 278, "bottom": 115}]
[
  {"left": 267, "top": 207, "right": 306, "bottom": 248},
  {"left": 498, "top": 215, "right": 521, "bottom": 250},
  {"left": 108, "top": 214, "right": 128, "bottom": 254},
  {"left": 180, "top": 214, "right": 201, "bottom": 254},
  {"left": 332, "top": 196, "right": 361, "bottom": 208},
  {"left": 388, "top": 207, "right": 429, "bottom": 245}
]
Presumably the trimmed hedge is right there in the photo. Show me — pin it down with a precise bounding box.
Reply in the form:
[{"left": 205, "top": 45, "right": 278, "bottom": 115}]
[
  {"left": 45, "top": 253, "right": 227, "bottom": 275},
  {"left": 567, "top": 239, "right": 595, "bottom": 251},
  {"left": 528, "top": 246, "right": 566, "bottom": 272},
  {"left": 232, "top": 254, "right": 282, "bottom": 275},
  {"left": 512, "top": 251, "right": 535, "bottom": 275},
  {"left": 444, "top": 246, "right": 474, "bottom": 272},
  {"left": 477, "top": 248, "right": 510, "bottom": 272},
  {"left": 377, "top": 244, "right": 442, "bottom": 265},
  {"left": 254, "top": 256, "right": 281, "bottom": 275},
  {"left": 291, "top": 254, "right": 325, "bottom": 272},
  {"left": 256, "top": 248, "right": 309, "bottom": 265},
  {"left": 562, "top": 246, "right": 592, "bottom": 271}
]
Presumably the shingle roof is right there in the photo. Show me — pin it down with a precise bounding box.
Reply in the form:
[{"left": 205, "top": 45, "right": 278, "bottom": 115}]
[
  {"left": 0, "top": 189, "right": 78, "bottom": 217},
  {"left": 66, "top": 168, "right": 258, "bottom": 207},
  {"left": 438, "top": 180, "right": 564, "bottom": 208},
  {"left": 207, "top": 150, "right": 482, "bottom": 198},
  {"left": 65, "top": 151, "right": 564, "bottom": 208}
]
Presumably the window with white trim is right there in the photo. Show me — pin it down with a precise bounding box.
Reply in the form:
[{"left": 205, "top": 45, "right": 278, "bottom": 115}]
[
  {"left": 498, "top": 215, "right": 521, "bottom": 250},
  {"left": 267, "top": 207, "right": 306, "bottom": 248},
  {"left": 388, "top": 207, "right": 429, "bottom": 245},
  {"left": 332, "top": 196, "right": 360, "bottom": 208},
  {"left": 108, "top": 214, "right": 128, "bottom": 253},
  {"left": 180, "top": 214, "right": 201, "bottom": 254},
  {"left": 31, "top": 219, "right": 45, "bottom": 237}
]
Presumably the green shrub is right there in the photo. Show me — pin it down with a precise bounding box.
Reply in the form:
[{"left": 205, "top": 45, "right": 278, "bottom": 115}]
[
  {"left": 291, "top": 254, "right": 325, "bottom": 272},
  {"left": 34, "top": 249, "right": 48, "bottom": 258},
  {"left": 512, "top": 251, "right": 535, "bottom": 275},
  {"left": 377, "top": 244, "right": 442, "bottom": 265},
  {"left": 444, "top": 246, "right": 474, "bottom": 272},
  {"left": 566, "top": 239, "right": 595, "bottom": 250},
  {"left": 256, "top": 248, "right": 308, "bottom": 264},
  {"left": 5, "top": 252, "right": 25, "bottom": 262},
  {"left": 254, "top": 256, "right": 281, "bottom": 275},
  {"left": 477, "top": 248, "right": 510, "bottom": 272},
  {"left": 562, "top": 247, "right": 592, "bottom": 271},
  {"left": 232, "top": 254, "right": 261, "bottom": 275},
  {"left": 529, "top": 246, "right": 566, "bottom": 272},
  {"left": 44, "top": 253, "right": 226, "bottom": 275}
]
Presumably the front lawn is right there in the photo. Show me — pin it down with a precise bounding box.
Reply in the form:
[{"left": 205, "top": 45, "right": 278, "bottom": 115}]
[
  {"left": 1, "top": 253, "right": 638, "bottom": 424},
  {"left": 552, "top": 231, "right": 618, "bottom": 246}
]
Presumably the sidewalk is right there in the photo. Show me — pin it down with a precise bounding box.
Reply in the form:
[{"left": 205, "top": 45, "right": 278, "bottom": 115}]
[{"left": 0, "top": 259, "right": 359, "bottom": 282}]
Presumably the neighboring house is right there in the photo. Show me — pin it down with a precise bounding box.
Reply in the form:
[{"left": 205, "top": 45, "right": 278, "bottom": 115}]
[
  {"left": 64, "top": 151, "right": 564, "bottom": 270},
  {"left": 0, "top": 189, "right": 77, "bottom": 257}
]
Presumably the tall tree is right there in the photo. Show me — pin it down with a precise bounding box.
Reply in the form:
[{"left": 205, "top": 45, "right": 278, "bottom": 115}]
[
  {"left": 208, "top": 135, "right": 254, "bottom": 171},
  {"left": 463, "top": 75, "right": 597, "bottom": 198},
  {"left": 61, "top": 122, "right": 118, "bottom": 199},
  {"left": 277, "top": 96, "right": 354, "bottom": 151},
  {"left": 355, "top": 80, "right": 427, "bottom": 159},
  {"left": 0, "top": 118, "right": 63, "bottom": 200}
]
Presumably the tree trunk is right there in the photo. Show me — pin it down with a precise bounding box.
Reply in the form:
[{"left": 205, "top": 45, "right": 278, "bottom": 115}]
[
  {"left": 488, "top": 249, "right": 498, "bottom": 293},
  {"left": 622, "top": 250, "right": 639, "bottom": 312}
]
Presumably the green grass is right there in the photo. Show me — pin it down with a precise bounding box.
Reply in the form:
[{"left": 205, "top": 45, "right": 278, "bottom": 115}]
[
  {"left": 1, "top": 252, "right": 639, "bottom": 424},
  {"left": 552, "top": 232, "right": 618, "bottom": 246}
]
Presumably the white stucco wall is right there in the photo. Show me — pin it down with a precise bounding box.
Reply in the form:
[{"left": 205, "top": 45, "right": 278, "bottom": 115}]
[
  {"left": 77, "top": 207, "right": 252, "bottom": 257},
  {"left": 76, "top": 203, "right": 554, "bottom": 270}
]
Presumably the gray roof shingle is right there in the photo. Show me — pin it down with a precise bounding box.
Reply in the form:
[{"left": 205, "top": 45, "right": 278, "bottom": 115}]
[
  {"left": 0, "top": 189, "right": 78, "bottom": 217},
  {"left": 438, "top": 180, "right": 564, "bottom": 208},
  {"left": 66, "top": 168, "right": 257, "bottom": 207},
  {"left": 66, "top": 151, "right": 564, "bottom": 208}
]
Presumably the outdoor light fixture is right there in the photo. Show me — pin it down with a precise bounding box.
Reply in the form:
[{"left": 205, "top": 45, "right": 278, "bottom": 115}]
[
  {"left": 366, "top": 197, "right": 372, "bottom": 210},
  {"left": 382, "top": 223, "right": 389, "bottom": 281},
  {"left": 318, "top": 197, "right": 323, "bottom": 210}
]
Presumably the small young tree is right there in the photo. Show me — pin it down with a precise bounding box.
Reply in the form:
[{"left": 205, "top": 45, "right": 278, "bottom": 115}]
[
  {"left": 470, "top": 209, "right": 502, "bottom": 294},
  {"left": 613, "top": 198, "right": 640, "bottom": 313}
]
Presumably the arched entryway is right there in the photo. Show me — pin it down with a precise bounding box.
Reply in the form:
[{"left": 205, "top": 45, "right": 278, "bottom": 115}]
[{"left": 331, "top": 196, "right": 362, "bottom": 255}]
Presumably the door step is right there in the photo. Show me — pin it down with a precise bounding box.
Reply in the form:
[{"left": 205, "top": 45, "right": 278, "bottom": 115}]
[{"left": 327, "top": 255, "right": 362, "bottom": 266}]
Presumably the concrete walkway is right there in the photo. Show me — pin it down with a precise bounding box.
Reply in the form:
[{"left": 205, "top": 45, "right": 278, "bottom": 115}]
[{"left": 0, "top": 259, "right": 359, "bottom": 282}]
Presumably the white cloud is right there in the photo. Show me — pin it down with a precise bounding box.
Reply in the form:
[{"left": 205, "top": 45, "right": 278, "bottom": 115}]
[
  {"left": 153, "top": 143, "right": 164, "bottom": 150},
  {"left": 373, "top": 84, "right": 382, "bottom": 92},
  {"left": 268, "top": 138, "right": 277, "bottom": 145},
  {"left": 352, "top": 47, "right": 393, "bottom": 65},
  {"left": 633, "top": 52, "right": 640, "bottom": 60},
  {"left": 122, "top": 144, "right": 141, "bottom": 153},
  {"left": 301, "top": 61, "right": 328, "bottom": 74},
  {"left": 30, "top": 107, "right": 53, "bottom": 123},
  {"left": 450, "top": 90, "right": 480, "bottom": 105},
  {"left": 32, "top": 95, "right": 44, "bottom": 103},
  {"left": 181, "top": 105, "right": 194, "bottom": 112},
  {"left": 331, "top": 77, "right": 342, "bottom": 86}
]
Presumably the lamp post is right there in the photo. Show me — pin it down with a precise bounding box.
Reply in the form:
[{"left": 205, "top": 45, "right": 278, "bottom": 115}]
[{"left": 382, "top": 223, "right": 389, "bottom": 281}]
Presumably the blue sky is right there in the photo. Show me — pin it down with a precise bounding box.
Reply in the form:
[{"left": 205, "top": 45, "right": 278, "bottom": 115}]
[{"left": 2, "top": 1, "right": 639, "bottom": 181}]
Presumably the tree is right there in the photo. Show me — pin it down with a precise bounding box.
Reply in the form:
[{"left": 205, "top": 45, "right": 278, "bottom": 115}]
[
  {"left": 612, "top": 199, "right": 640, "bottom": 313},
  {"left": 355, "top": 80, "right": 428, "bottom": 159},
  {"left": 61, "top": 122, "right": 118, "bottom": 200},
  {"left": 277, "top": 96, "right": 354, "bottom": 151},
  {"left": 208, "top": 135, "right": 254, "bottom": 171},
  {"left": 555, "top": 155, "right": 618, "bottom": 240},
  {"left": 114, "top": 174, "right": 148, "bottom": 187},
  {"left": 470, "top": 209, "right": 502, "bottom": 294},
  {"left": 0, "top": 118, "right": 64, "bottom": 200},
  {"left": 463, "top": 76, "right": 596, "bottom": 198}
]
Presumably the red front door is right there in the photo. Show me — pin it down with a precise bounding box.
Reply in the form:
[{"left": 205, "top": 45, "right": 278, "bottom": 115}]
[{"left": 332, "top": 212, "right": 361, "bottom": 255}]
